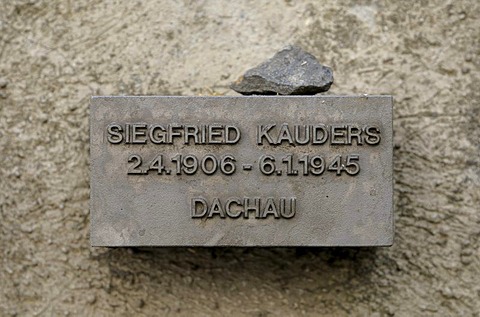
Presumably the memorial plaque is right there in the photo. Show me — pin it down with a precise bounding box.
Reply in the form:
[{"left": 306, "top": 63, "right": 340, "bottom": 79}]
[{"left": 90, "top": 96, "right": 393, "bottom": 247}]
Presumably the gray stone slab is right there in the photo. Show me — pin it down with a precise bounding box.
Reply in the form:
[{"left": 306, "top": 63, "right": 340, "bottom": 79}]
[{"left": 90, "top": 96, "right": 393, "bottom": 247}]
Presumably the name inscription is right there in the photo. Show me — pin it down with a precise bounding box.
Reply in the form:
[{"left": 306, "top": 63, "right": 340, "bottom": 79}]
[{"left": 106, "top": 123, "right": 381, "bottom": 146}]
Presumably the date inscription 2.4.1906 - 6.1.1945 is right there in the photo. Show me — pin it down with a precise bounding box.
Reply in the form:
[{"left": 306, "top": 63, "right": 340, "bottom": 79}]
[{"left": 90, "top": 96, "right": 393, "bottom": 247}]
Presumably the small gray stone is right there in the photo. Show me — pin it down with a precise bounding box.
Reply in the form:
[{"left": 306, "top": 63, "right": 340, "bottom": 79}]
[{"left": 231, "top": 45, "right": 333, "bottom": 95}]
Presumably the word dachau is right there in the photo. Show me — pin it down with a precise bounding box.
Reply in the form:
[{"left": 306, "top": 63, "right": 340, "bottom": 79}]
[{"left": 106, "top": 123, "right": 382, "bottom": 146}]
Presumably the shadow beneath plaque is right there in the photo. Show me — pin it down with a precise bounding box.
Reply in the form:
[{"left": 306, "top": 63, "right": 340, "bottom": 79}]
[{"left": 93, "top": 246, "right": 383, "bottom": 296}]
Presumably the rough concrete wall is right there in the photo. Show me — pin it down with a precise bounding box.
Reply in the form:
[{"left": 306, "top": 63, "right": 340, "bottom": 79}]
[{"left": 0, "top": 0, "right": 479, "bottom": 316}]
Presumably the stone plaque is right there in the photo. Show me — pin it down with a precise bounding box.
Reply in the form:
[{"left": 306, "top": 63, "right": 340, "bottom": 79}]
[{"left": 90, "top": 96, "right": 393, "bottom": 246}]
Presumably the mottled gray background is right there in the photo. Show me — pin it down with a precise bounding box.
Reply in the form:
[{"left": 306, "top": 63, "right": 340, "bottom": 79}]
[{"left": 0, "top": 1, "right": 479, "bottom": 316}]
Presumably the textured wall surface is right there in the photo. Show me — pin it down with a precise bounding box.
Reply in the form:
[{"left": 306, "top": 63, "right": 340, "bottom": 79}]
[{"left": 1, "top": 1, "right": 479, "bottom": 316}]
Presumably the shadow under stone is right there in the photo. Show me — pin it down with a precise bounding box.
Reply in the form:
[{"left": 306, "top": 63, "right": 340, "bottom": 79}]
[{"left": 92, "top": 246, "right": 382, "bottom": 295}]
